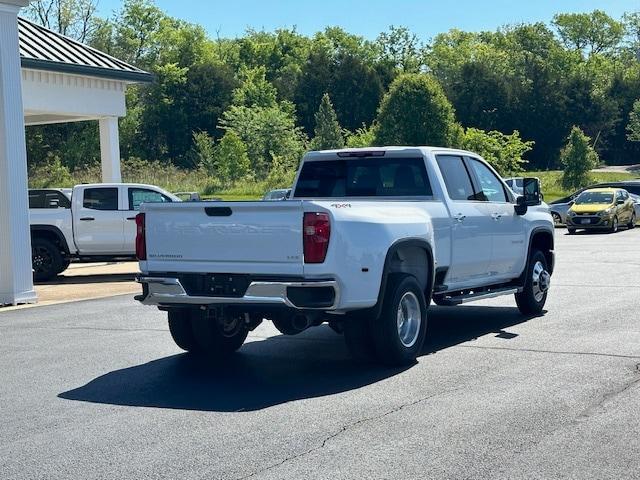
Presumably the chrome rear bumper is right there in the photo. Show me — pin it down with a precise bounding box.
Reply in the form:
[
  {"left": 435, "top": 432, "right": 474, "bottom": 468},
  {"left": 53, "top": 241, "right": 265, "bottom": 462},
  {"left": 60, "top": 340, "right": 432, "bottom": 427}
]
[{"left": 136, "top": 276, "right": 340, "bottom": 310}]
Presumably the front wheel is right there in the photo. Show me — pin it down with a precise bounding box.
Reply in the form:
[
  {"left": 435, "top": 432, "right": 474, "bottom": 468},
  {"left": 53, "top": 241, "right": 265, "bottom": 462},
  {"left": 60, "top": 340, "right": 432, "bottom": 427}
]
[
  {"left": 567, "top": 227, "right": 576, "bottom": 235},
  {"left": 551, "top": 212, "right": 562, "bottom": 227},
  {"left": 371, "top": 274, "right": 427, "bottom": 366},
  {"left": 628, "top": 212, "right": 636, "bottom": 229},
  {"left": 515, "top": 250, "right": 550, "bottom": 316},
  {"left": 32, "top": 238, "right": 63, "bottom": 282},
  {"left": 610, "top": 216, "right": 619, "bottom": 233}
]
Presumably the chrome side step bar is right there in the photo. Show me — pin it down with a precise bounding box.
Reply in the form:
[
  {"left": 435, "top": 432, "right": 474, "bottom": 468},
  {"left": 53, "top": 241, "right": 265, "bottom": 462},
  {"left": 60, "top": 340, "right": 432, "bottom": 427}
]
[{"left": 434, "top": 287, "right": 522, "bottom": 306}]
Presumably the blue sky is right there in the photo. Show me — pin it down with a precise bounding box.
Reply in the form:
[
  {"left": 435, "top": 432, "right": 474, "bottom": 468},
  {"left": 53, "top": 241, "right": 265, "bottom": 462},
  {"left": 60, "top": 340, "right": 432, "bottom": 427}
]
[{"left": 97, "top": 0, "right": 639, "bottom": 40}]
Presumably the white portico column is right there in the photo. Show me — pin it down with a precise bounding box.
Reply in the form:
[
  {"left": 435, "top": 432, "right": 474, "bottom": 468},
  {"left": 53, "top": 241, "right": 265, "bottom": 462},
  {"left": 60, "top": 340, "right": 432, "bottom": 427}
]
[
  {"left": 99, "top": 116, "right": 122, "bottom": 183},
  {"left": 0, "top": 0, "right": 36, "bottom": 306}
]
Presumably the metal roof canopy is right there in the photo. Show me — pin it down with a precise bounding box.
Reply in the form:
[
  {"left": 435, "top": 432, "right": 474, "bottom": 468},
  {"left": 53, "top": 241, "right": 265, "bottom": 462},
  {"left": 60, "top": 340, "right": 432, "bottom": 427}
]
[{"left": 18, "top": 17, "right": 153, "bottom": 83}]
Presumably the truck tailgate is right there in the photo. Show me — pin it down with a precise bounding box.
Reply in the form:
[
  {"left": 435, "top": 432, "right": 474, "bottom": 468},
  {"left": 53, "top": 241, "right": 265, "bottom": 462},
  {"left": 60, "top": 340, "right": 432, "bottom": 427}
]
[{"left": 143, "top": 201, "right": 304, "bottom": 275}]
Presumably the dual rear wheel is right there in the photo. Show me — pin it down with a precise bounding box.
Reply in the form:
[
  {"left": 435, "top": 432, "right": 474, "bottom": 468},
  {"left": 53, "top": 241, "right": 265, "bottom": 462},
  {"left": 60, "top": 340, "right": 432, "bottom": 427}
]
[
  {"left": 168, "top": 309, "right": 249, "bottom": 357},
  {"left": 344, "top": 273, "right": 428, "bottom": 367}
]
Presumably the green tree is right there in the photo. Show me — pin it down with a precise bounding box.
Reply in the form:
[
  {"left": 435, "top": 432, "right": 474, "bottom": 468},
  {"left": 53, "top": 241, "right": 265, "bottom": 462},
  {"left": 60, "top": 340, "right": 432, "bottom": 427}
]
[
  {"left": 553, "top": 10, "right": 624, "bottom": 56},
  {"left": 189, "top": 131, "right": 215, "bottom": 173},
  {"left": 375, "top": 74, "right": 456, "bottom": 147},
  {"left": 626, "top": 99, "right": 640, "bottom": 142},
  {"left": 220, "top": 104, "right": 307, "bottom": 177},
  {"left": 232, "top": 66, "right": 279, "bottom": 108},
  {"left": 376, "top": 25, "right": 424, "bottom": 72},
  {"left": 330, "top": 53, "right": 385, "bottom": 132},
  {"left": 346, "top": 124, "right": 377, "bottom": 148},
  {"left": 460, "top": 128, "right": 534, "bottom": 175},
  {"left": 310, "top": 94, "right": 344, "bottom": 150},
  {"left": 213, "top": 131, "right": 250, "bottom": 183},
  {"left": 560, "top": 126, "right": 599, "bottom": 190}
]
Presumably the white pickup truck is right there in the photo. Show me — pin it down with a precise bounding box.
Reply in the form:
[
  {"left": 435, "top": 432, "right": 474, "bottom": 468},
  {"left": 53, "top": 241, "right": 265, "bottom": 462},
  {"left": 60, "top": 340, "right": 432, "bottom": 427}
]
[
  {"left": 29, "top": 183, "right": 178, "bottom": 281},
  {"left": 136, "top": 147, "right": 554, "bottom": 365}
]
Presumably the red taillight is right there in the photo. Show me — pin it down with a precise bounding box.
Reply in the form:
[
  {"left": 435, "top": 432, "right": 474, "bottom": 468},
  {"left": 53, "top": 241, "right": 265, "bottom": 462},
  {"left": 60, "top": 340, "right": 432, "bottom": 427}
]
[
  {"left": 303, "top": 212, "right": 330, "bottom": 263},
  {"left": 135, "top": 213, "right": 146, "bottom": 260}
]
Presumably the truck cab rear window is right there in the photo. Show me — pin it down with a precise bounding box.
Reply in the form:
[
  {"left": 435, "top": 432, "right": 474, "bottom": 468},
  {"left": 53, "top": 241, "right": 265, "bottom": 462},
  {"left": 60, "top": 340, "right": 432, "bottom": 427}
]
[{"left": 294, "top": 158, "right": 432, "bottom": 198}]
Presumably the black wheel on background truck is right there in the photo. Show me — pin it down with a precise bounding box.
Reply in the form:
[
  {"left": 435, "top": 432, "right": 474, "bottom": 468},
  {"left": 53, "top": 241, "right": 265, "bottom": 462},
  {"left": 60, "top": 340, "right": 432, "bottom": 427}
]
[
  {"left": 31, "top": 238, "right": 63, "bottom": 282},
  {"left": 57, "top": 258, "right": 71, "bottom": 275},
  {"left": 567, "top": 227, "right": 576, "bottom": 235},
  {"left": 190, "top": 309, "right": 249, "bottom": 358},
  {"left": 515, "top": 250, "right": 550, "bottom": 316},
  {"left": 370, "top": 273, "right": 428, "bottom": 366},
  {"left": 168, "top": 309, "right": 199, "bottom": 352}
]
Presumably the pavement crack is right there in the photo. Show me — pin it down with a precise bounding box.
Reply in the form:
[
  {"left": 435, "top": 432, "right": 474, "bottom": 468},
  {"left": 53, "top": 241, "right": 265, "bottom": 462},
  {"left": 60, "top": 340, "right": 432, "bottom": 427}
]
[
  {"left": 458, "top": 344, "right": 640, "bottom": 360},
  {"left": 233, "top": 387, "right": 460, "bottom": 480},
  {"left": 578, "top": 363, "right": 640, "bottom": 420}
]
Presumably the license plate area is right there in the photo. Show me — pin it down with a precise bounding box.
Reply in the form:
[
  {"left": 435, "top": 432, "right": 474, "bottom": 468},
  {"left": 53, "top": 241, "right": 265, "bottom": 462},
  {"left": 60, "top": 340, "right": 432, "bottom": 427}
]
[{"left": 178, "top": 273, "right": 250, "bottom": 297}]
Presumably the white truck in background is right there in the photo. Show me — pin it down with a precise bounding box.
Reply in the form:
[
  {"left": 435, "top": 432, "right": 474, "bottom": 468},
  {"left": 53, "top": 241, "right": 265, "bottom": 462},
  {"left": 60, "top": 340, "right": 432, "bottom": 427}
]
[
  {"left": 29, "top": 184, "right": 179, "bottom": 281},
  {"left": 136, "top": 147, "right": 555, "bottom": 366}
]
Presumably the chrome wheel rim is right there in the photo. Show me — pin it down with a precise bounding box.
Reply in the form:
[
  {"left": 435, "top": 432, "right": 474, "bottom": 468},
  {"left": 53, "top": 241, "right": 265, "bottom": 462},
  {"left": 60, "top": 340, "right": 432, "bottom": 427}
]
[
  {"left": 552, "top": 213, "right": 561, "bottom": 226},
  {"left": 613, "top": 217, "right": 618, "bottom": 232},
  {"left": 397, "top": 291, "right": 421, "bottom": 348},
  {"left": 532, "top": 261, "right": 550, "bottom": 302}
]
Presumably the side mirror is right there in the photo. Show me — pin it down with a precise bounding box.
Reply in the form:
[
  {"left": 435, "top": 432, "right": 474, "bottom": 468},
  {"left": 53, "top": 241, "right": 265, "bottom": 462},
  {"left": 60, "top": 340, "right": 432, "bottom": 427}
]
[
  {"left": 515, "top": 195, "right": 528, "bottom": 215},
  {"left": 523, "top": 177, "right": 542, "bottom": 206}
]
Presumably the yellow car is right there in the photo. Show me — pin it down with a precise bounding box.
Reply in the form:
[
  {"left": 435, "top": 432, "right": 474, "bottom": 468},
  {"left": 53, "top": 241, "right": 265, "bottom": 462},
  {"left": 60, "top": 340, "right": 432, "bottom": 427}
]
[{"left": 566, "top": 187, "right": 636, "bottom": 234}]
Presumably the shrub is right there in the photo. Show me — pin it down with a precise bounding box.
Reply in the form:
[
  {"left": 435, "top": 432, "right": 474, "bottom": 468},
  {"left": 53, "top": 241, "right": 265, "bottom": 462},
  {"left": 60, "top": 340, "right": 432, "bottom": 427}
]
[
  {"left": 560, "top": 126, "right": 599, "bottom": 190},
  {"left": 374, "top": 73, "right": 457, "bottom": 147},
  {"left": 461, "top": 128, "right": 533, "bottom": 176},
  {"left": 28, "top": 156, "right": 74, "bottom": 188}
]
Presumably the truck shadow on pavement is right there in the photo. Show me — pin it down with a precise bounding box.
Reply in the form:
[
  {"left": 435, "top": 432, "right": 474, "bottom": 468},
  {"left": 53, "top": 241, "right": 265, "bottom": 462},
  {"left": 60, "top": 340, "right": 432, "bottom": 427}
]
[{"left": 59, "top": 305, "right": 535, "bottom": 412}]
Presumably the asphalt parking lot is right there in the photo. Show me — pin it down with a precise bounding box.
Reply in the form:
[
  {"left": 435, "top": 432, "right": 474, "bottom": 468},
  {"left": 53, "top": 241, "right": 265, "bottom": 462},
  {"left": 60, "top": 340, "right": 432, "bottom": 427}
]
[{"left": 1, "top": 228, "right": 639, "bottom": 479}]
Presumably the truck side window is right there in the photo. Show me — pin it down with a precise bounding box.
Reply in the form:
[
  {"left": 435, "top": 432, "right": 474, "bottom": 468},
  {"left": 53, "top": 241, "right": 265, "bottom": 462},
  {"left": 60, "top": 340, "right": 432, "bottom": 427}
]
[
  {"left": 129, "top": 188, "right": 171, "bottom": 211},
  {"left": 467, "top": 159, "right": 508, "bottom": 203},
  {"left": 435, "top": 155, "right": 475, "bottom": 201},
  {"left": 83, "top": 188, "right": 118, "bottom": 211}
]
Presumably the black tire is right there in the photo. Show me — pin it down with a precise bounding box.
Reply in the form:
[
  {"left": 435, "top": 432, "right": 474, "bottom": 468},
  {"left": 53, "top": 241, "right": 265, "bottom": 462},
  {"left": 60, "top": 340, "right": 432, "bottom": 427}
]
[
  {"left": 190, "top": 309, "right": 249, "bottom": 358},
  {"left": 32, "top": 238, "right": 63, "bottom": 282},
  {"left": 628, "top": 212, "right": 636, "bottom": 229},
  {"left": 567, "top": 228, "right": 576, "bottom": 235},
  {"left": 610, "top": 216, "right": 619, "bottom": 233},
  {"left": 168, "top": 309, "right": 199, "bottom": 352},
  {"left": 57, "top": 258, "right": 71, "bottom": 275},
  {"left": 515, "top": 250, "right": 550, "bottom": 316},
  {"left": 343, "top": 313, "right": 376, "bottom": 362},
  {"left": 371, "top": 273, "right": 427, "bottom": 366}
]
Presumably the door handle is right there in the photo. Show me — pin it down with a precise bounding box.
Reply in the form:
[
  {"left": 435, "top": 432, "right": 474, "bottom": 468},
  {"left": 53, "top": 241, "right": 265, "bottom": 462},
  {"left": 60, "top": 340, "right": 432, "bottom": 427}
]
[
  {"left": 453, "top": 213, "right": 466, "bottom": 222},
  {"left": 126, "top": 217, "right": 136, "bottom": 221},
  {"left": 79, "top": 217, "right": 95, "bottom": 221},
  {"left": 491, "top": 212, "right": 504, "bottom": 221}
]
